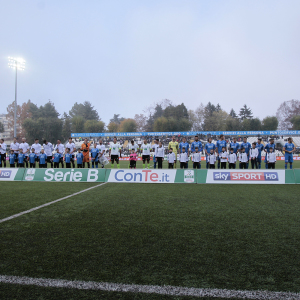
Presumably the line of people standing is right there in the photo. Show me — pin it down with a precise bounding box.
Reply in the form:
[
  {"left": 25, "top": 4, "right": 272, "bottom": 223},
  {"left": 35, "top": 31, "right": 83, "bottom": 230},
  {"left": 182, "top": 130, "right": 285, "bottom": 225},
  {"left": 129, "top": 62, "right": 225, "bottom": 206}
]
[{"left": 0, "top": 137, "right": 74, "bottom": 168}]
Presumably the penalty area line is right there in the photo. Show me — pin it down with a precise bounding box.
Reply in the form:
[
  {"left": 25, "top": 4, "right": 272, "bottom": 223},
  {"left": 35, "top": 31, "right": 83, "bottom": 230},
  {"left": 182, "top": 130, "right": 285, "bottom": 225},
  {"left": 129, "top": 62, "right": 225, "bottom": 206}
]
[
  {"left": 0, "top": 275, "right": 300, "bottom": 300},
  {"left": 0, "top": 182, "right": 107, "bottom": 224}
]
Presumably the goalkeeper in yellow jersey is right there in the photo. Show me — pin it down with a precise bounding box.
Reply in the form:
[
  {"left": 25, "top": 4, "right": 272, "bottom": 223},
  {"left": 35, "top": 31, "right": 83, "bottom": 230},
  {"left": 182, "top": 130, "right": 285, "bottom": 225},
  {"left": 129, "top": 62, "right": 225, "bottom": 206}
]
[{"left": 168, "top": 136, "right": 179, "bottom": 168}]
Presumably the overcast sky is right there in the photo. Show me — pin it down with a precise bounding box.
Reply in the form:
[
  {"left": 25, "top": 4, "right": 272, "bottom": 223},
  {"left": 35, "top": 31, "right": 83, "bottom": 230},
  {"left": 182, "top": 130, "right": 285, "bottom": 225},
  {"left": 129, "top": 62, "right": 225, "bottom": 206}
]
[{"left": 1, "top": 0, "right": 299, "bottom": 125}]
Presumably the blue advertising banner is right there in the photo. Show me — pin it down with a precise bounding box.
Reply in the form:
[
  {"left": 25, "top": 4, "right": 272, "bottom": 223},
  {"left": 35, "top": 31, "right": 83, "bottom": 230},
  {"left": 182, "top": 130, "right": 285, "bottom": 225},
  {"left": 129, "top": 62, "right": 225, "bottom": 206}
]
[{"left": 71, "top": 130, "right": 300, "bottom": 138}]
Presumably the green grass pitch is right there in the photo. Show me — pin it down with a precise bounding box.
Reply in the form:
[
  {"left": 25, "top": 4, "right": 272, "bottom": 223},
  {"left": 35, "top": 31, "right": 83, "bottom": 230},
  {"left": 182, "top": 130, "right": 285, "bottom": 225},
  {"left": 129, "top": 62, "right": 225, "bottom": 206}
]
[{"left": 1, "top": 182, "right": 300, "bottom": 299}]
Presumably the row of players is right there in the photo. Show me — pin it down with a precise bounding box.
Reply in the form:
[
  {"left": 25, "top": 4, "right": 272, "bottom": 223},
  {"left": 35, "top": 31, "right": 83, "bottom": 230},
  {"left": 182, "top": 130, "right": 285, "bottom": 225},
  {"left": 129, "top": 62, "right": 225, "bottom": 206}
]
[
  {"left": 4, "top": 144, "right": 106, "bottom": 169},
  {"left": 0, "top": 135, "right": 296, "bottom": 169},
  {"left": 2, "top": 141, "right": 278, "bottom": 170},
  {"left": 134, "top": 135, "right": 295, "bottom": 170},
  {"left": 0, "top": 138, "right": 89, "bottom": 168},
  {"left": 129, "top": 142, "right": 278, "bottom": 169}
]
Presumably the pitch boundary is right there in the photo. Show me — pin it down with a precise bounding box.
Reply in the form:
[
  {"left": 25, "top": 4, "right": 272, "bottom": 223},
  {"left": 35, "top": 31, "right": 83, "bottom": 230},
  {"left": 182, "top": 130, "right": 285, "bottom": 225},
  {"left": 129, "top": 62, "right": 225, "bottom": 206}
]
[
  {"left": 0, "top": 275, "right": 300, "bottom": 299},
  {"left": 0, "top": 182, "right": 107, "bottom": 224}
]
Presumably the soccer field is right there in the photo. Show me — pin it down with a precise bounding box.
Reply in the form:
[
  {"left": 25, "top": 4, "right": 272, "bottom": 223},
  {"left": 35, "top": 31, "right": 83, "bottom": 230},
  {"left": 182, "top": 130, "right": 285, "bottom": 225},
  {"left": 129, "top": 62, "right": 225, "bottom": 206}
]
[{"left": 1, "top": 182, "right": 300, "bottom": 299}]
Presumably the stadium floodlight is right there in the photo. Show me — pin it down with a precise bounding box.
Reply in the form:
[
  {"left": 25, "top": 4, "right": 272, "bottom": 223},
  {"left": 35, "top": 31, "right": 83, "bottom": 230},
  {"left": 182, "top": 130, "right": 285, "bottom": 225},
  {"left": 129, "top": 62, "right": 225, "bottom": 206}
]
[{"left": 8, "top": 57, "right": 26, "bottom": 137}]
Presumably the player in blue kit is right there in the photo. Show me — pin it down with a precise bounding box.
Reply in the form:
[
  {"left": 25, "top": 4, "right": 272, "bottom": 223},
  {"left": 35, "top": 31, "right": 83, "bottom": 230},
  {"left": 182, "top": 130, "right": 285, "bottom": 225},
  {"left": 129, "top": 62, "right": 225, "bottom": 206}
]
[
  {"left": 240, "top": 137, "right": 251, "bottom": 169},
  {"left": 264, "top": 138, "right": 275, "bottom": 169},
  {"left": 216, "top": 135, "right": 227, "bottom": 169},
  {"left": 53, "top": 149, "right": 61, "bottom": 168},
  {"left": 9, "top": 150, "right": 16, "bottom": 167},
  {"left": 230, "top": 137, "right": 239, "bottom": 154},
  {"left": 283, "top": 137, "right": 295, "bottom": 169},
  {"left": 255, "top": 138, "right": 264, "bottom": 169},
  {"left": 76, "top": 149, "right": 83, "bottom": 168},
  {"left": 64, "top": 148, "right": 72, "bottom": 168},
  {"left": 90, "top": 144, "right": 99, "bottom": 168},
  {"left": 205, "top": 137, "right": 216, "bottom": 169},
  {"left": 179, "top": 137, "right": 190, "bottom": 168},
  {"left": 191, "top": 136, "right": 202, "bottom": 168},
  {"left": 29, "top": 149, "right": 37, "bottom": 168},
  {"left": 18, "top": 149, "right": 25, "bottom": 167},
  {"left": 191, "top": 136, "right": 202, "bottom": 153},
  {"left": 39, "top": 149, "right": 47, "bottom": 168}
]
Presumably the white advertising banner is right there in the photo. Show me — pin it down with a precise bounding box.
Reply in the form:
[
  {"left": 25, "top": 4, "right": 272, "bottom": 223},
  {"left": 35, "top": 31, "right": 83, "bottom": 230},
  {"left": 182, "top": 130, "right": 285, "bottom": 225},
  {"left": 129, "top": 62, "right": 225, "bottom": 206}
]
[
  {"left": 108, "top": 169, "right": 176, "bottom": 183},
  {"left": 0, "top": 168, "right": 19, "bottom": 181},
  {"left": 206, "top": 170, "right": 285, "bottom": 184}
]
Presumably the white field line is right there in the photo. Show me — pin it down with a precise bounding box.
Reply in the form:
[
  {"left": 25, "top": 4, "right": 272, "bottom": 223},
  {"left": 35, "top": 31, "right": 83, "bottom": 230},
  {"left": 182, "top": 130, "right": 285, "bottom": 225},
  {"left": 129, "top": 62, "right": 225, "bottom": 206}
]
[
  {"left": 0, "top": 275, "right": 300, "bottom": 299},
  {"left": 0, "top": 182, "right": 107, "bottom": 224}
]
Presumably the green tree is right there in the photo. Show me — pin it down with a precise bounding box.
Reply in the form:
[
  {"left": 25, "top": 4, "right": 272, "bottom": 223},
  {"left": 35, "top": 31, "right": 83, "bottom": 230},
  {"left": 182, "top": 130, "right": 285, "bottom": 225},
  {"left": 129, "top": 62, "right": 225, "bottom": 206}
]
[
  {"left": 229, "top": 108, "right": 238, "bottom": 119},
  {"left": 71, "top": 116, "right": 85, "bottom": 133},
  {"left": 202, "top": 102, "right": 217, "bottom": 130},
  {"left": 145, "top": 101, "right": 191, "bottom": 131},
  {"left": 69, "top": 101, "right": 99, "bottom": 121},
  {"left": 250, "top": 118, "right": 262, "bottom": 131},
  {"left": 153, "top": 104, "right": 164, "bottom": 119},
  {"left": 204, "top": 102, "right": 216, "bottom": 118},
  {"left": 144, "top": 114, "right": 154, "bottom": 132},
  {"left": 215, "top": 103, "right": 222, "bottom": 112},
  {"left": 291, "top": 116, "right": 300, "bottom": 130},
  {"left": 164, "top": 103, "right": 189, "bottom": 119},
  {"left": 153, "top": 117, "right": 170, "bottom": 132},
  {"left": 22, "top": 101, "right": 62, "bottom": 144},
  {"left": 38, "top": 117, "right": 63, "bottom": 142},
  {"left": 239, "top": 105, "right": 253, "bottom": 120},
  {"left": 203, "top": 110, "right": 230, "bottom": 131},
  {"left": 225, "top": 117, "right": 241, "bottom": 131},
  {"left": 241, "top": 118, "right": 251, "bottom": 131},
  {"left": 118, "top": 119, "right": 137, "bottom": 132},
  {"left": 22, "top": 119, "right": 39, "bottom": 144},
  {"left": 109, "top": 114, "right": 124, "bottom": 124},
  {"left": 39, "top": 101, "right": 59, "bottom": 118},
  {"left": 107, "top": 122, "right": 119, "bottom": 132},
  {"left": 240, "top": 118, "right": 261, "bottom": 131},
  {"left": 0, "top": 122, "right": 4, "bottom": 133},
  {"left": 84, "top": 120, "right": 105, "bottom": 133},
  {"left": 262, "top": 116, "right": 278, "bottom": 130},
  {"left": 61, "top": 113, "right": 72, "bottom": 141},
  {"left": 176, "top": 118, "right": 192, "bottom": 131}
]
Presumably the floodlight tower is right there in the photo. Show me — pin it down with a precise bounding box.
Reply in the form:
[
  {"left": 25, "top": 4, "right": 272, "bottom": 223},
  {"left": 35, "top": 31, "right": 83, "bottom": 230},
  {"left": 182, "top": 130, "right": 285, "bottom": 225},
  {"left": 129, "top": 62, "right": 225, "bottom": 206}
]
[{"left": 8, "top": 57, "right": 25, "bottom": 137}]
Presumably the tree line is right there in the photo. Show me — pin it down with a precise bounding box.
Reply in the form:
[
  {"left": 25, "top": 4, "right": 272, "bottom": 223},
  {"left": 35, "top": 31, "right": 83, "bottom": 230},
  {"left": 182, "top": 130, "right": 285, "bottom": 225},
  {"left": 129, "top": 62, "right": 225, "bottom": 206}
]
[{"left": 1, "top": 98, "right": 299, "bottom": 145}]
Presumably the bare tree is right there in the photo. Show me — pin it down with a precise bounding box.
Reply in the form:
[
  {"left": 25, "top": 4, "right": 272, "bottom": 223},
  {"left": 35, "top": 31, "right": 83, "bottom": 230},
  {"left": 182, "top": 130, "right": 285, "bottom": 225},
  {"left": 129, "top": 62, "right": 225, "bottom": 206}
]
[
  {"left": 188, "top": 104, "right": 205, "bottom": 131},
  {"left": 134, "top": 114, "right": 147, "bottom": 132},
  {"left": 276, "top": 99, "right": 300, "bottom": 129}
]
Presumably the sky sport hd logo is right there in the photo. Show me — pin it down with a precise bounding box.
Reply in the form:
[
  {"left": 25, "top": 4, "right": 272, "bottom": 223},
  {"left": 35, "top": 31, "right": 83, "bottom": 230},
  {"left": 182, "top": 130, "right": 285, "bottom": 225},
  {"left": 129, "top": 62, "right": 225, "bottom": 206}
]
[
  {"left": 0, "top": 170, "right": 12, "bottom": 178},
  {"left": 213, "top": 172, "right": 279, "bottom": 181}
]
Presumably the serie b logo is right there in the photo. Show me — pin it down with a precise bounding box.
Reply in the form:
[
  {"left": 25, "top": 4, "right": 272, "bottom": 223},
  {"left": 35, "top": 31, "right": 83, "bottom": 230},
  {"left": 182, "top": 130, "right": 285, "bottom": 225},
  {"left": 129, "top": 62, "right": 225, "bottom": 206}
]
[
  {"left": 25, "top": 168, "right": 36, "bottom": 181},
  {"left": 184, "top": 170, "right": 194, "bottom": 183}
]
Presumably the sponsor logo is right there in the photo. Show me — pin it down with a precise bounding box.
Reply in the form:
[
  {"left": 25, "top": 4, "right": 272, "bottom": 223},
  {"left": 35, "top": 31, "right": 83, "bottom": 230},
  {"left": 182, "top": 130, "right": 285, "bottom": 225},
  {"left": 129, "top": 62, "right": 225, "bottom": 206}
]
[
  {"left": 213, "top": 172, "right": 279, "bottom": 181},
  {"left": 184, "top": 170, "right": 194, "bottom": 183},
  {"left": 43, "top": 169, "right": 99, "bottom": 182},
  {"left": 113, "top": 170, "right": 172, "bottom": 183},
  {"left": 213, "top": 172, "right": 231, "bottom": 180},
  {"left": 0, "top": 170, "right": 12, "bottom": 178},
  {"left": 25, "top": 169, "right": 36, "bottom": 181}
]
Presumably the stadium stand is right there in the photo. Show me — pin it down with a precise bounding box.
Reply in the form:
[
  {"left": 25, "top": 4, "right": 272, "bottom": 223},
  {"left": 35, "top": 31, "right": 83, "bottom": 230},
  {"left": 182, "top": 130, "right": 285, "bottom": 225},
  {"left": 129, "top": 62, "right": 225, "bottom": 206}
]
[
  {"left": 292, "top": 137, "right": 300, "bottom": 146},
  {"left": 123, "top": 140, "right": 129, "bottom": 148}
]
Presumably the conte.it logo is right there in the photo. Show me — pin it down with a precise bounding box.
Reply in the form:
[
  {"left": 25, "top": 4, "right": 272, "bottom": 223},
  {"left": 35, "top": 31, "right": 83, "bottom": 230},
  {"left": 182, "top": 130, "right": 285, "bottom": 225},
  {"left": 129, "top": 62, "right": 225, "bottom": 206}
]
[
  {"left": 0, "top": 170, "right": 12, "bottom": 178},
  {"left": 114, "top": 170, "right": 170, "bottom": 182}
]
